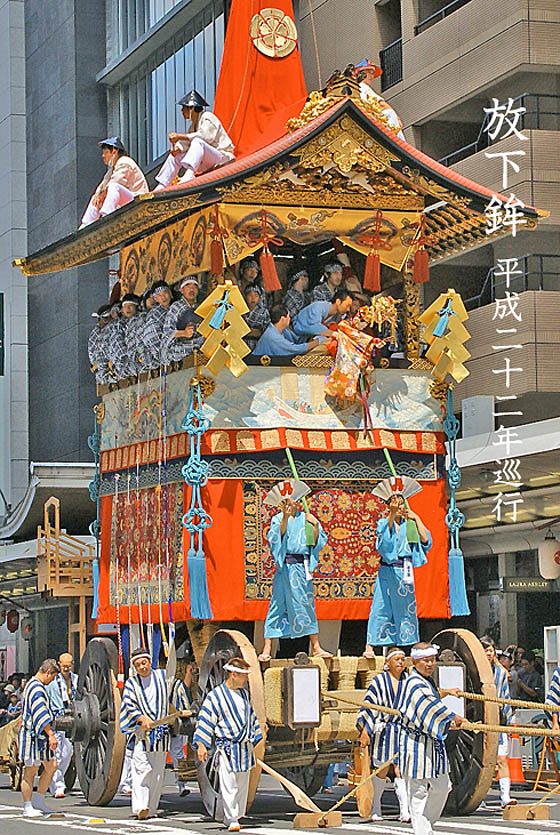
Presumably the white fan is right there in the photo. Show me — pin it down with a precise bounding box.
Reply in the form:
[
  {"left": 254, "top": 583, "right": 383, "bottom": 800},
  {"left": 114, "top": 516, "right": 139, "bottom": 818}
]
[
  {"left": 263, "top": 479, "right": 311, "bottom": 507},
  {"left": 372, "top": 475, "right": 422, "bottom": 501}
]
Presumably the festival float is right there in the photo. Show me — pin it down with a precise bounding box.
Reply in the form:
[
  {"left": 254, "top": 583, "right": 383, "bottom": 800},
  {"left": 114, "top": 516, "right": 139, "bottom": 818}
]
[{"left": 15, "top": 0, "right": 547, "bottom": 818}]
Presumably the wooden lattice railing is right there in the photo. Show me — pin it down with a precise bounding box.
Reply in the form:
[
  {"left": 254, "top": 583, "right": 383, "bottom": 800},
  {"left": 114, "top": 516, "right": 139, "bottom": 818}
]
[{"left": 37, "top": 497, "right": 94, "bottom": 597}]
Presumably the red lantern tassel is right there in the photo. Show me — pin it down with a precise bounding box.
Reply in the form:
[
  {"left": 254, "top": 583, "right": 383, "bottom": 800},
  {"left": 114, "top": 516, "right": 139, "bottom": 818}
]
[
  {"left": 210, "top": 239, "right": 223, "bottom": 276},
  {"left": 363, "top": 251, "right": 380, "bottom": 292},
  {"left": 413, "top": 248, "right": 429, "bottom": 283},
  {"left": 259, "top": 249, "right": 281, "bottom": 292}
]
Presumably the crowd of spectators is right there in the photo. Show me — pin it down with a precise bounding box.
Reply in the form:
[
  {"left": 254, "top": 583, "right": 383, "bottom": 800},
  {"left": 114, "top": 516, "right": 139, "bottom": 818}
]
[
  {"left": 0, "top": 673, "right": 29, "bottom": 726},
  {"left": 498, "top": 644, "right": 544, "bottom": 702},
  {"left": 88, "top": 257, "right": 403, "bottom": 386}
]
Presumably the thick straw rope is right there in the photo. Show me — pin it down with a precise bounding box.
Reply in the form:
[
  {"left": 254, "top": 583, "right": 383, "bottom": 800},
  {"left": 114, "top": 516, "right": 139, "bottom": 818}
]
[
  {"left": 321, "top": 691, "right": 560, "bottom": 737},
  {"left": 457, "top": 690, "right": 560, "bottom": 713}
]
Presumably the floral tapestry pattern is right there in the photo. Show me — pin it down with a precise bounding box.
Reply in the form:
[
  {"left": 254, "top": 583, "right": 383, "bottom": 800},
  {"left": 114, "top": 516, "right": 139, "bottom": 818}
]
[
  {"left": 109, "top": 483, "right": 184, "bottom": 607},
  {"left": 243, "top": 480, "right": 385, "bottom": 600}
]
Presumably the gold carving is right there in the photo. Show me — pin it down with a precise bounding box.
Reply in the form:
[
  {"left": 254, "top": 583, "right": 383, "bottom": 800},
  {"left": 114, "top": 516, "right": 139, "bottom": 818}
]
[
  {"left": 403, "top": 274, "right": 420, "bottom": 360},
  {"left": 292, "top": 117, "right": 398, "bottom": 176},
  {"left": 291, "top": 354, "right": 333, "bottom": 368},
  {"left": 286, "top": 89, "right": 398, "bottom": 135},
  {"left": 429, "top": 380, "right": 449, "bottom": 403}
]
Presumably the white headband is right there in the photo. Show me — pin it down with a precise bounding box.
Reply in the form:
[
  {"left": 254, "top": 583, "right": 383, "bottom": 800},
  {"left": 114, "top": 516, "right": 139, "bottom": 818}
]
[
  {"left": 411, "top": 644, "right": 439, "bottom": 660},
  {"left": 386, "top": 649, "right": 406, "bottom": 661},
  {"left": 223, "top": 663, "right": 250, "bottom": 674}
]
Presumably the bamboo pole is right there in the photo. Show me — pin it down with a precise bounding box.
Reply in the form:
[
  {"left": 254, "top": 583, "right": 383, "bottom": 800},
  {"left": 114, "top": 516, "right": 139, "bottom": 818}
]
[{"left": 318, "top": 754, "right": 397, "bottom": 824}]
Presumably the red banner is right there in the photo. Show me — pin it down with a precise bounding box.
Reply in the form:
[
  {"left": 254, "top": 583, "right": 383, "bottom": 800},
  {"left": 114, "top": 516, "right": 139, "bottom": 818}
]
[{"left": 97, "top": 477, "right": 449, "bottom": 624}]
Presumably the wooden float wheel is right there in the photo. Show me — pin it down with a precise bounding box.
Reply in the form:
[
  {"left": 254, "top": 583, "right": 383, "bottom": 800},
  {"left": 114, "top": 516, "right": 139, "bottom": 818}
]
[
  {"left": 197, "top": 629, "right": 267, "bottom": 820},
  {"left": 73, "top": 637, "right": 125, "bottom": 805},
  {"left": 434, "top": 628, "right": 499, "bottom": 815},
  {"left": 8, "top": 738, "right": 22, "bottom": 791}
]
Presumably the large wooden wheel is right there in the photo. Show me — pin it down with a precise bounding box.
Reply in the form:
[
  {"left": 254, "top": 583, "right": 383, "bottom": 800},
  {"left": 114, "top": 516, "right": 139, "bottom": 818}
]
[
  {"left": 434, "top": 628, "right": 499, "bottom": 815},
  {"left": 197, "top": 629, "right": 267, "bottom": 820},
  {"left": 73, "top": 637, "right": 125, "bottom": 805}
]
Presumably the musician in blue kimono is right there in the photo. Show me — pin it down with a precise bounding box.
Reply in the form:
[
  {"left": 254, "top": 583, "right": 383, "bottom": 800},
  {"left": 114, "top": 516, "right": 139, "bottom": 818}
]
[
  {"left": 357, "top": 647, "right": 410, "bottom": 822},
  {"left": 396, "top": 643, "right": 464, "bottom": 835},
  {"left": 365, "top": 476, "right": 432, "bottom": 656},
  {"left": 194, "top": 657, "right": 263, "bottom": 832},
  {"left": 480, "top": 636, "right": 516, "bottom": 809},
  {"left": 47, "top": 652, "right": 78, "bottom": 798},
  {"left": 18, "top": 658, "right": 59, "bottom": 818},
  {"left": 257, "top": 479, "right": 332, "bottom": 663},
  {"left": 120, "top": 647, "right": 171, "bottom": 820}
]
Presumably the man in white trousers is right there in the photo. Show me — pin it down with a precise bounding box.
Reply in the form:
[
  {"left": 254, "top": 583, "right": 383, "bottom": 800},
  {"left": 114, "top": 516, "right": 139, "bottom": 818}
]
[
  {"left": 169, "top": 660, "right": 194, "bottom": 796},
  {"left": 120, "top": 647, "right": 171, "bottom": 819},
  {"left": 80, "top": 137, "right": 148, "bottom": 227},
  {"left": 395, "top": 642, "right": 464, "bottom": 835},
  {"left": 47, "top": 652, "right": 78, "bottom": 798},
  {"left": 193, "top": 657, "right": 263, "bottom": 831},
  {"left": 154, "top": 90, "right": 234, "bottom": 189}
]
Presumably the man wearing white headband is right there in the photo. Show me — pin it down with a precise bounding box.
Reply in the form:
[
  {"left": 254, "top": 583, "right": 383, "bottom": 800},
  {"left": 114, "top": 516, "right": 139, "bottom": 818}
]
[
  {"left": 395, "top": 642, "right": 464, "bottom": 835},
  {"left": 162, "top": 276, "right": 204, "bottom": 364},
  {"left": 119, "top": 647, "right": 171, "bottom": 819},
  {"left": 365, "top": 476, "right": 431, "bottom": 656},
  {"left": 357, "top": 646, "right": 410, "bottom": 822},
  {"left": 193, "top": 656, "right": 263, "bottom": 832}
]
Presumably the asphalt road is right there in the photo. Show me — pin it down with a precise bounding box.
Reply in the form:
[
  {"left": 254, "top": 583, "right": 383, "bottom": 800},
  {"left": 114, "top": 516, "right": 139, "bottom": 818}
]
[{"left": 0, "top": 772, "right": 556, "bottom": 834}]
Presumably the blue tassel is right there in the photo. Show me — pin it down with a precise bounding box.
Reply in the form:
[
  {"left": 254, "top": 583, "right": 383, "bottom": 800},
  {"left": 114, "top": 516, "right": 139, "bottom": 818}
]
[
  {"left": 448, "top": 546, "right": 470, "bottom": 616},
  {"left": 187, "top": 547, "right": 213, "bottom": 620},
  {"left": 433, "top": 298, "right": 454, "bottom": 338},
  {"left": 208, "top": 290, "right": 232, "bottom": 330},
  {"left": 91, "top": 556, "right": 100, "bottom": 619}
]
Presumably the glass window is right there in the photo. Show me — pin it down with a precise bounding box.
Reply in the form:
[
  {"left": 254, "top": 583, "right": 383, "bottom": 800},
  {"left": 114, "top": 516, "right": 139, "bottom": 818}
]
[
  {"left": 112, "top": 0, "right": 185, "bottom": 55},
  {"left": 111, "top": 1, "right": 225, "bottom": 168}
]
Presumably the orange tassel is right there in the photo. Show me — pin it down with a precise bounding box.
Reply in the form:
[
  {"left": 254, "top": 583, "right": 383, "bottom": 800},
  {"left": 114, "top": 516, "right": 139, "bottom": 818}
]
[
  {"left": 413, "top": 248, "right": 429, "bottom": 283},
  {"left": 363, "top": 251, "right": 381, "bottom": 292},
  {"left": 259, "top": 249, "right": 281, "bottom": 292},
  {"left": 210, "top": 239, "right": 223, "bottom": 276}
]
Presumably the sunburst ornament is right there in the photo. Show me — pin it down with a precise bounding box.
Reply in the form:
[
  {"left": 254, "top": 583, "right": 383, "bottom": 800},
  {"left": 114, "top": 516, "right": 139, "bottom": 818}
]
[{"left": 250, "top": 8, "right": 298, "bottom": 58}]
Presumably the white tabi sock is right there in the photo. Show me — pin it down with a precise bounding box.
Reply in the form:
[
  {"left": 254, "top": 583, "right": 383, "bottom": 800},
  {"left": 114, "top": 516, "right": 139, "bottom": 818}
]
[
  {"left": 394, "top": 776, "right": 410, "bottom": 819},
  {"left": 499, "top": 776, "right": 511, "bottom": 805},
  {"left": 371, "top": 775, "right": 385, "bottom": 818}
]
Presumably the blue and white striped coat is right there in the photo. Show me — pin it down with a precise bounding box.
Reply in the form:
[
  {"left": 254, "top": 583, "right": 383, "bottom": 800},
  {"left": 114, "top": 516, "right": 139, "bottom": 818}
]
[
  {"left": 170, "top": 678, "right": 193, "bottom": 711},
  {"left": 493, "top": 663, "right": 513, "bottom": 745},
  {"left": 18, "top": 677, "right": 54, "bottom": 764},
  {"left": 357, "top": 670, "right": 406, "bottom": 764},
  {"left": 47, "top": 672, "right": 78, "bottom": 718},
  {"left": 546, "top": 667, "right": 560, "bottom": 716},
  {"left": 193, "top": 683, "right": 263, "bottom": 772},
  {"left": 120, "top": 668, "right": 170, "bottom": 752},
  {"left": 396, "top": 669, "right": 456, "bottom": 779}
]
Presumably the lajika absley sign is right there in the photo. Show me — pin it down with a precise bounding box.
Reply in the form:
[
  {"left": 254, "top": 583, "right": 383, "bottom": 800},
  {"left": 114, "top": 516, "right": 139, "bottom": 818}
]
[{"left": 502, "top": 576, "right": 552, "bottom": 593}]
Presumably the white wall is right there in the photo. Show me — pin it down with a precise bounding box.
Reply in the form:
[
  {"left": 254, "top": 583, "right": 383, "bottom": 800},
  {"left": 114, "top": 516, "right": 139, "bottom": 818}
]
[{"left": 0, "top": 0, "right": 28, "bottom": 511}]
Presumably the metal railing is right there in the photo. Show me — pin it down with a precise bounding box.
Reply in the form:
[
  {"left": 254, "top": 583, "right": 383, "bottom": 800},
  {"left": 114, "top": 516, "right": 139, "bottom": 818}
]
[
  {"left": 379, "top": 38, "right": 403, "bottom": 92},
  {"left": 438, "top": 93, "right": 560, "bottom": 167},
  {"left": 464, "top": 254, "right": 560, "bottom": 310},
  {"left": 414, "top": 0, "right": 473, "bottom": 35}
]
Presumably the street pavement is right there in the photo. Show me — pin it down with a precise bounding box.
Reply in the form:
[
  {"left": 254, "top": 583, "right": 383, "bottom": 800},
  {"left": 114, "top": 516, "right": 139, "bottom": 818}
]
[{"left": 0, "top": 772, "right": 556, "bottom": 834}]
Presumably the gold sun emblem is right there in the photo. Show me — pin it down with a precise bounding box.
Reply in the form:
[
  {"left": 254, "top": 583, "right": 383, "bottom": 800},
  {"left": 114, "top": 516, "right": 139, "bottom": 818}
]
[{"left": 250, "top": 8, "right": 298, "bottom": 58}]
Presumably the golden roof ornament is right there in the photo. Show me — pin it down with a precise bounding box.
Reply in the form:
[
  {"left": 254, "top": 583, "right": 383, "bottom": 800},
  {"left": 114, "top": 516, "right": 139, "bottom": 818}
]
[{"left": 286, "top": 64, "right": 395, "bottom": 133}]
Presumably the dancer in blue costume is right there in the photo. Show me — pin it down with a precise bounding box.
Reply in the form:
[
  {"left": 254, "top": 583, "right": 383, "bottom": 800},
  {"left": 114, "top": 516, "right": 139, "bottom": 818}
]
[
  {"left": 365, "top": 476, "right": 431, "bottom": 655},
  {"left": 258, "top": 479, "right": 332, "bottom": 662}
]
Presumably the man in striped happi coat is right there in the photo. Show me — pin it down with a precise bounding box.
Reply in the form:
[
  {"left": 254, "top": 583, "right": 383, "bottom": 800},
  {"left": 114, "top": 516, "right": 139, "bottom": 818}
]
[
  {"left": 546, "top": 664, "right": 560, "bottom": 731},
  {"left": 169, "top": 661, "right": 194, "bottom": 797},
  {"left": 480, "top": 636, "right": 516, "bottom": 809},
  {"left": 47, "top": 652, "right": 78, "bottom": 798},
  {"left": 120, "top": 647, "right": 171, "bottom": 819},
  {"left": 193, "top": 657, "right": 263, "bottom": 832},
  {"left": 396, "top": 642, "right": 464, "bottom": 835},
  {"left": 18, "top": 658, "right": 59, "bottom": 817},
  {"left": 357, "top": 647, "right": 410, "bottom": 821}
]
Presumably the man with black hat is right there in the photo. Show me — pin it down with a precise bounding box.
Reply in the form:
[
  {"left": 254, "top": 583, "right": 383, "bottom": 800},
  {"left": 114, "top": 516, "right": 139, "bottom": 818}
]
[
  {"left": 154, "top": 90, "right": 234, "bottom": 189},
  {"left": 311, "top": 262, "right": 344, "bottom": 302},
  {"left": 80, "top": 138, "right": 148, "bottom": 227},
  {"left": 282, "top": 268, "right": 310, "bottom": 319},
  {"left": 140, "top": 281, "right": 173, "bottom": 368},
  {"left": 162, "top": 276, "right": 205, "bottom": 363},
  {"left": 120, "top": 648, "right": 171, "bottom": 820},
  {"left": 88, "top": 304, "right": 112, "bottom": 381}
]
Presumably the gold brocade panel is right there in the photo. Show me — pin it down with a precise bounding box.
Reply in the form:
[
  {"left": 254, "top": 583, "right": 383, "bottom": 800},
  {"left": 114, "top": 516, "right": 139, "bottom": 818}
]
[{"left": 120, "top": 203, "right": 421, "bottom": 293}]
